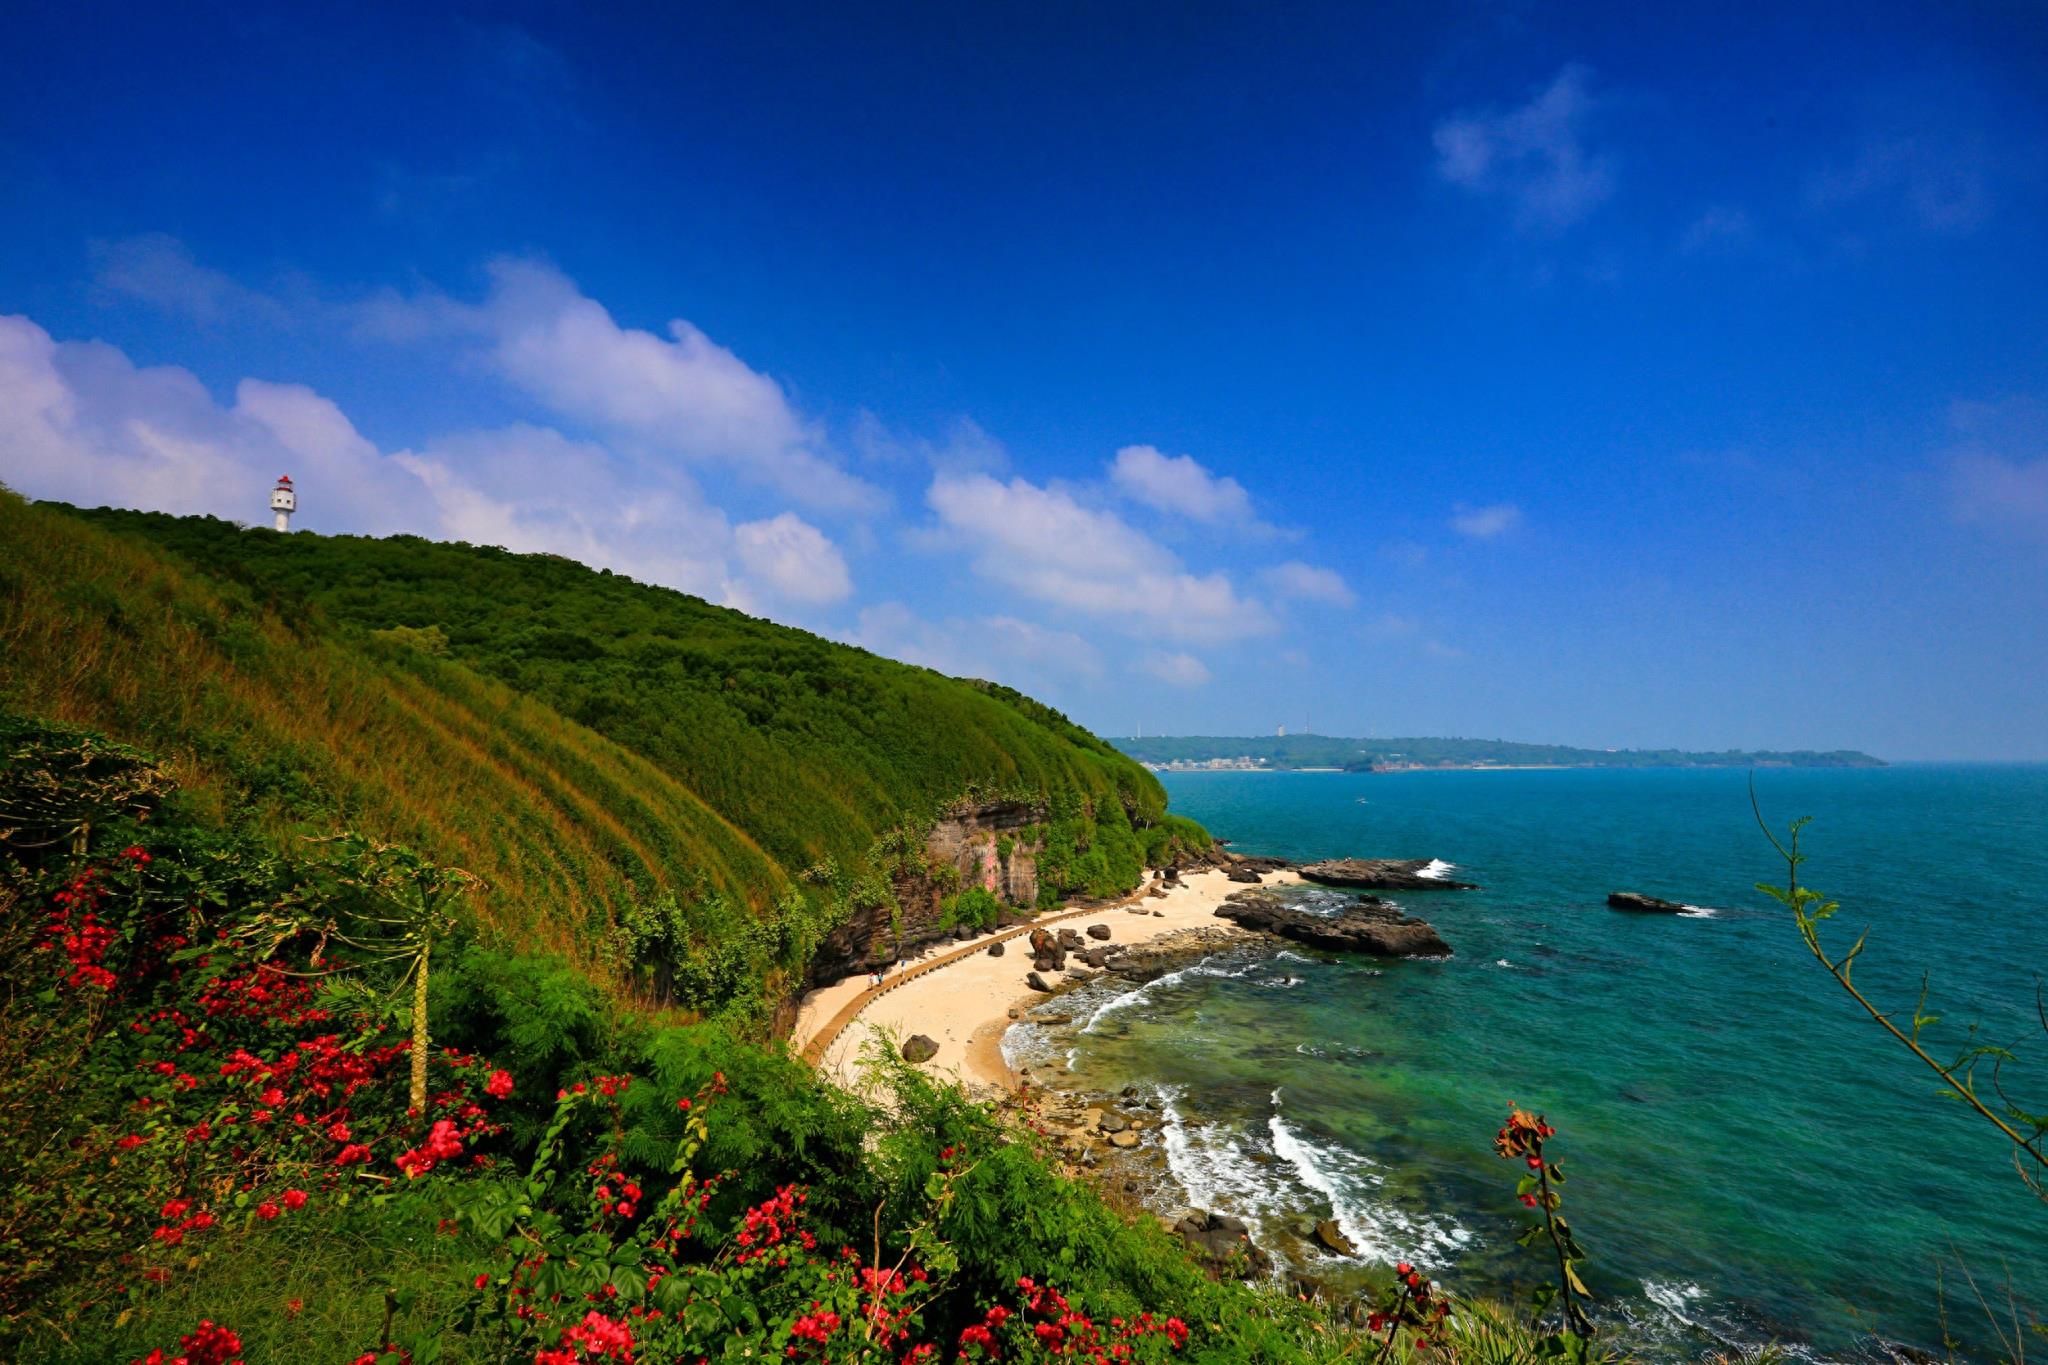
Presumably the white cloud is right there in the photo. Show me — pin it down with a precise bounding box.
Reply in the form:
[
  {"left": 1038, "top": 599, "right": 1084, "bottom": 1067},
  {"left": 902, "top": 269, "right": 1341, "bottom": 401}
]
[
  {"left": 1260, "top": 560, "right": 1356, "bottom": 607},
  {"left": 733, "top": 512, "right": 853, "bottom": 603},
  {"left": 1449, "top": 502, "right": 1523, "bottom": 539},
  {"left": 0, "top": 313, "right": 853, "bottom": 614},
  {"left": 1945, "top": 398, "right": 2048, "bottom": 541},
  {"left": 0, "top": 313, "right": 418, "bottom": 532},
  {"left": 924, "top": 471, "right": 1274, "bottom": 642},
  {"left": 1109, "top": 444, "right": 1255, "bottom": 523},
  {"left": 853, "top": 411, "right": 1008, "bottom": 474},
  {"left": 1138, "top": 651, "right": 1211, "bottom": 689},
  {"left": 847, "top": 602, "right": 1102, "bottom": 689},
  {"left": 365, "top": 257, "right": 884, "bottom": 514},
  {"left": 91, "top": 234, "right": 296, "bottom": 329},
  {"left": 1434, "top": 65, "right": 1614, "bottom": 233}
]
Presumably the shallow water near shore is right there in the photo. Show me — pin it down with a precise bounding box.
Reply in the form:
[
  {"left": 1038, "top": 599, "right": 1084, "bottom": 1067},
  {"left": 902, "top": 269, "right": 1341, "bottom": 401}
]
[{"left": 1011, "top": 765, "right": 2047, "bottom": 1362}]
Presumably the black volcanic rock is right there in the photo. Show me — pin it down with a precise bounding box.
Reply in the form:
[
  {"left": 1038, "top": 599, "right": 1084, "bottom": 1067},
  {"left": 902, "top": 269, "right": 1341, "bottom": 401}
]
[
  {"left": 1216, "top": 890, "right": 1452, "bottom": 958},
  {"left": 1299, "top": 858, "right": 1477, "bottom": 890},
  {"left": 1607, "top": 892, "right": 1687, "bottom": 913}
]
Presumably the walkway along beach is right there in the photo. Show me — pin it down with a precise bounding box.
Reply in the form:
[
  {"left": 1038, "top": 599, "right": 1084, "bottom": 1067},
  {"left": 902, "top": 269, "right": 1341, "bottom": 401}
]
[{"left": 792, "top": 868, "right": 1302, "bottom": 1091}]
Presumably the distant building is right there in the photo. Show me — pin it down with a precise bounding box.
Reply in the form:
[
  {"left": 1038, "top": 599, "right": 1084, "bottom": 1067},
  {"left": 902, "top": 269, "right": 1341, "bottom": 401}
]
[{"left": 270, "top": 474, "right": 297, "bottom": 532}]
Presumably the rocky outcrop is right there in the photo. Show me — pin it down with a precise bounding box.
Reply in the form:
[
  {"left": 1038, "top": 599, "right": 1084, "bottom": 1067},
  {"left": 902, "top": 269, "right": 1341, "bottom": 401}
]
[
  {"left": 1216, "top": 889, "right": 1452, "bottom": 958},
  {"left": 811, "top": 799, "right": 1047, "bottom": 982},
  {"left": 1225, "top": 867, "right": 1264, "bottom": 884},
  {"left": 901, "top": 1035, "right": 940, "bottom": 1064},
  {"left": 1299, "top": 858, "right": 1477, "bottom": 890},
  {"left": 1608, "top": 891, "right": 1687, "bottom": 913}
]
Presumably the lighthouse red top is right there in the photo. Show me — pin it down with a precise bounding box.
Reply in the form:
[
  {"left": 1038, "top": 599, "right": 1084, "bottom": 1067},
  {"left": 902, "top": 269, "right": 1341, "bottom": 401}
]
[{"left": 276, "top": 474, "right": 293, "bottom": 485}]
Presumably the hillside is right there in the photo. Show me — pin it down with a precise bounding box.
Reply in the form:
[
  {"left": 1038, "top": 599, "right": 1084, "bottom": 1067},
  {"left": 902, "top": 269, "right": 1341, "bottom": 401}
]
[
  {"left": 0, "top": 493, "right": 1202, "bottom": 1020},
  {"left": 1115, "top": 733, "right": 1885, "bottom": 771}
]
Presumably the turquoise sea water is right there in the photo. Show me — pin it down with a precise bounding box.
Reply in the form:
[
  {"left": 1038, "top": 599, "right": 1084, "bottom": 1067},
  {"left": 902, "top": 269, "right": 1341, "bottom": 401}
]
[{"left": 1012, "top": 765, "right": 2047, "bottom": 1361}]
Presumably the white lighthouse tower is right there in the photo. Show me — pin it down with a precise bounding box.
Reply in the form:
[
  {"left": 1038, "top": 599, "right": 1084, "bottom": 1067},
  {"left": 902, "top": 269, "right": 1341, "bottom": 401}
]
[{"left": 269, "top": 474, "right": 296, "bottom": 532}]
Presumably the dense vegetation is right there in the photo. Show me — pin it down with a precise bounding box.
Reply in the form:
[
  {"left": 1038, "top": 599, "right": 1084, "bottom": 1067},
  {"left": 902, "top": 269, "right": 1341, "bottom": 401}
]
[
  {"left": 1, "top": 493, "right": 1195, "bottom": 1020},
  {"left": 1114, "top": 734, "right": 1884, "bottom": 771},
  {"left": 0, "top": 713, "right": 1359, "bottom": 1362}
]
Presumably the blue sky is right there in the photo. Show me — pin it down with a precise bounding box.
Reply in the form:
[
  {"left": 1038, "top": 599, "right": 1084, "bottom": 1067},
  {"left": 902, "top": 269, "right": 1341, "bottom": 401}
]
[{"left": 3, "top": 2, "right": 2044, "bottom": 759}]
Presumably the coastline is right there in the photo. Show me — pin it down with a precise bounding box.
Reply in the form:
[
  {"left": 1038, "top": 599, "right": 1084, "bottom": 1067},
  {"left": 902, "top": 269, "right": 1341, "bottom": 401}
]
[{"left": 790, "top": 867, "right": 1302, "bottom": 1094}]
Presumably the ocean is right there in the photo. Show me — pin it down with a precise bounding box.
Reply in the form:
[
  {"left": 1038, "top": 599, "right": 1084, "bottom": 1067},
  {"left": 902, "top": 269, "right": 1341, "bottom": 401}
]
[{"left": 1004, "top": 765, "right": 2047, "bottom": 1361}]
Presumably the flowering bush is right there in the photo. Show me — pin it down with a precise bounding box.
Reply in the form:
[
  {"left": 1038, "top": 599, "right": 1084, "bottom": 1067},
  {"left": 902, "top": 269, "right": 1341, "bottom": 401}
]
[{"left": 0, "top": 814, "right": 516, "bottom": 1334}]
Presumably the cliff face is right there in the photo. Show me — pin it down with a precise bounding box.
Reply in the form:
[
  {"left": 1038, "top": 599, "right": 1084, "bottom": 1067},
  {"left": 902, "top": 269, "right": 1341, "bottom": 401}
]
[{"left": 810, "top": 800, "right": 1044, "bottom": 982}]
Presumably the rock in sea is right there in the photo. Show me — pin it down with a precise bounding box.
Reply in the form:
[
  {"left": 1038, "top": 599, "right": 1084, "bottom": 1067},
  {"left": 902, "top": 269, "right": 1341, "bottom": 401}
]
[
  {"left": 1607, "top": 891, "right": 1687, "bottom": 913},
  {"left": 1299, "top": 858, "right": 1478, "bottom": 890},
  {"left": 1215, "top": 889, "right": 1452, "bottom": 958}
]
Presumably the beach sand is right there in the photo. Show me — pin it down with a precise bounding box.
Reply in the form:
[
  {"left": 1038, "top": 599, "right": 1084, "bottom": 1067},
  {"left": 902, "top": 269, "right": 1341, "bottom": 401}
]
[{"left": 791, "top": 868, "right": 1300, "bottom": 1094}]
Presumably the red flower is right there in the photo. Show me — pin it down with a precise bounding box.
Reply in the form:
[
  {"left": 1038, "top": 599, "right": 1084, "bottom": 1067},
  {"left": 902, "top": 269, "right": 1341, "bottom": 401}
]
[
  {"left": 485, "top": 1068, "right": 514, "bottom": 1099},
  {"left": 282, "top": 1188, "right": 308, "bottom": 1211}
]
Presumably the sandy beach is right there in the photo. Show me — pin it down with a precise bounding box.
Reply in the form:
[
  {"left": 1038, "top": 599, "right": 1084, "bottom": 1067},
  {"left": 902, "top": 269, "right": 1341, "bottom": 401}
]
[{"left": 791, "top": 867, "right": 1301, "bottom": 1094}]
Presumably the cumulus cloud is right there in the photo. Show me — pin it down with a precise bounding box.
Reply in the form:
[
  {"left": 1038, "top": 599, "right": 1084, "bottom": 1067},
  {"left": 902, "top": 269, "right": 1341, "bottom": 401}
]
[
  {"left": 924, "top": 471, "right": 1274, "bottom": 642},
  {"left": 1109, "top": 444, "right": 1255, "bottom": 524},
  {"left": 1945, "top": 398, "right": 2048, "bottom": 541},
  {"left": 1259, "top": 560, "right": 1356, "bottom": 608},
  {"left": 0, "top": 313, "right": 853, "bottom": 613},
  {"left": 362, "top": 257, "right": 884, "bottom": 514},
  {"left": 1433, "top": 65, "right": 1614, "bottom": 233},
  {"left": 1138, "top": 651, "right": 1211, "bottom": 688},
  {"left": 0, "top": 313, "right": 418, "bottom": 532},
  {"left": 1449, "top": 502, "right": 1523, "bottom": 538},
  {"left": 733, "top": 512, "right": 854, "bottom": 603}
]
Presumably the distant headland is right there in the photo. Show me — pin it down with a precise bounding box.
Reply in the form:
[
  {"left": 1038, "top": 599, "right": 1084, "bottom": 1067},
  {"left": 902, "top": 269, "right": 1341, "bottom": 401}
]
[{"left": 1112, "top": 733, "right": 1885, "bottom": 772}]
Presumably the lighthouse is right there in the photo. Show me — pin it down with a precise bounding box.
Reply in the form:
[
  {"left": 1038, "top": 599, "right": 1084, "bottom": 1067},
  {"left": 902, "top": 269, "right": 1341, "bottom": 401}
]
[{"left": 270, "top": 474, "right": 296, "bottom": 532}]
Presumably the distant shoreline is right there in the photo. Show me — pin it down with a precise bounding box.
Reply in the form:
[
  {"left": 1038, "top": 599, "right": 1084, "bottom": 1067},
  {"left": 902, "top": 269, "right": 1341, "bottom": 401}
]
[{"left": 1116, "top": 734, "right": 1885, "bottom": 772}]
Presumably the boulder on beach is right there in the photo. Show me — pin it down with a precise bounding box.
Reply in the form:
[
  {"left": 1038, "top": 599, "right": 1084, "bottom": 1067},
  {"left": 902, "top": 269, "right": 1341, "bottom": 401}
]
[
  {"left": 1086, "top": 923, "right": 1112, "bottom": 940},
  {"left": 1029, "top": 927, "right": 1057, "bottom": 955},
  {"left": 1108, "top": 1129, "right": 1140, "bottom": 1148},
  {"left": 1025, "top": 971, "right": 1053, "bottom": 992},
  {"left": 1226, "top": 867, "right": 1264, "bottom": 884},
  {"left": 1056, "top": 927, "right": 1085, "bottom": 950},
  {"left": 1299, "top": 858, "right": 1478, "bottom": 890},
  {"left": 1608, "top": 891, "right": 1688, "bottom": 913},
  {"left": 900, "top": 1035, "right": 940, "bottom": 1064},
  {"left": 1216, "top": 890, "right": 1452, "bottom": 958},
  {"left": 986, "top": 940, "right": 1006, "bottom": 957}
]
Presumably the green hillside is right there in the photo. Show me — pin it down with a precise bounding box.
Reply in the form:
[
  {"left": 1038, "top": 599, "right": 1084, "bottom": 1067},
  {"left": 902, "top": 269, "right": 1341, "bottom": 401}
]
[{"left": 0, "top": 493, "right": 1190, "bottom": 1017}]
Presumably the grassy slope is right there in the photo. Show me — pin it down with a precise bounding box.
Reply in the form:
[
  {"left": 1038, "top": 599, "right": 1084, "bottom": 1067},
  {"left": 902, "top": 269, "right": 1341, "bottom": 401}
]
[{"left": 3, "top": 495, "right": 1180, "bottom": 973}]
